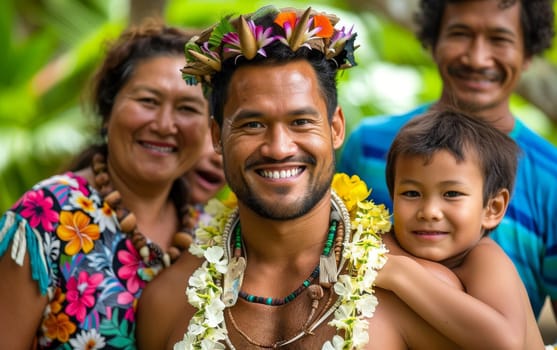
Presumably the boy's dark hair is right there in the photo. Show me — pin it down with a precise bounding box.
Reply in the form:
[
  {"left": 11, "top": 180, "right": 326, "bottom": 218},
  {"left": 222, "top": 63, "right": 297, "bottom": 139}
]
[
  {"left": 415, "top": 0, "right": 554, "bottom": 56},
  {"left": 385, "top": 108, "right": 520, "bottom": 208}
]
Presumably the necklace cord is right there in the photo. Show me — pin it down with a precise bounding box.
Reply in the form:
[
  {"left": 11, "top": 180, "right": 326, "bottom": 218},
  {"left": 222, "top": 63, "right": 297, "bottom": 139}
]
[{"left": 222, "top": 191, "right": 352, "bottom": 348}]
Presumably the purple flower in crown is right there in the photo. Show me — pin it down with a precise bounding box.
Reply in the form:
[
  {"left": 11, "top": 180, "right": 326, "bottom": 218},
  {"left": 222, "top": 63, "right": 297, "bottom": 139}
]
[
  {"left": 201, "top": 41, "right": 220, "bottom": 61},
  {"left": 221, "top": 32, "right": 241, "bottom": 54},
  {"left": 223, "top": 18, "right": 278, "bottom": 60},
  {"left": 181, "top": 6, "right": 359, "bottom": 87},
  {"left": 183, "top": 39, "right": 222, "bottom": 79},
  {"left": 327, "top": 25, "right": 356, "bottom": 59}
]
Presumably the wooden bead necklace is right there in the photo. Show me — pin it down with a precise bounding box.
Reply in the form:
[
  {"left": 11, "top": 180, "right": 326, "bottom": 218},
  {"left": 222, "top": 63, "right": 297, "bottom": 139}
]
[{"left": 91, "top": 153, "right": 194, "bottom": 272}]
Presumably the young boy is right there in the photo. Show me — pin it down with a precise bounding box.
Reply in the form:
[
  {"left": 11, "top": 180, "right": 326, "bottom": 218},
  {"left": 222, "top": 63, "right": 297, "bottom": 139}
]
[{"left": 374, "top": 108, "right": 544, "bottom": 349}]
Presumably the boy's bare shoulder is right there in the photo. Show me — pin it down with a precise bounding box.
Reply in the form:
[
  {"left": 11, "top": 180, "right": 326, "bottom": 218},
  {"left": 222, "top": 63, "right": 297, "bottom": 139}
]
[
  {"left": 463, "top": 236, "right": 512, "bottom": 267},
  {"left": 369, "top": 289, "right": 459, "bottom": 349},
  {"left": 456, "top": 236, "right": 520, "bottom": 286},
  {"left": 383, "top": 231, "right": 463, "bottom": 289}
]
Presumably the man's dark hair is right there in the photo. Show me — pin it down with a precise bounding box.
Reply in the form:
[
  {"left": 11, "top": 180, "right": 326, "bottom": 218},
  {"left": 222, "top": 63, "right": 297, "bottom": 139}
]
[
  {"left": 385, "top": 108, "right": 520, "bottom": 216},
  {"left": 209, "top": 12, "right": 346, "bottom": 127},
  {"left": 415, "top": 0, "right": 554, "bottom": 56}
]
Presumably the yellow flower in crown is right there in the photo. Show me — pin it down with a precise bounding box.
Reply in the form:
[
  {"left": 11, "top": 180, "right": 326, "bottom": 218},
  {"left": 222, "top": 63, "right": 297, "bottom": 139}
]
[{"left": 332, "top": 173, "right": 371, "bottom": 215}]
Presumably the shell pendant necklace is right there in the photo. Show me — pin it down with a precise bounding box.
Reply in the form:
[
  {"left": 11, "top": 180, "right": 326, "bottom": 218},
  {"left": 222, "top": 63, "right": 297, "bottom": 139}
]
[{"left": 220, "top": 191, "right": 352, "bottom": 348}]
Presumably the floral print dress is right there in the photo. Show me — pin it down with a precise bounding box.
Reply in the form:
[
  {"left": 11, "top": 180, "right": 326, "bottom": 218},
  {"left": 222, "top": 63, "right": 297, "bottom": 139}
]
[{"left": 0, "top": 172, "right": 158, "bottom": 349}]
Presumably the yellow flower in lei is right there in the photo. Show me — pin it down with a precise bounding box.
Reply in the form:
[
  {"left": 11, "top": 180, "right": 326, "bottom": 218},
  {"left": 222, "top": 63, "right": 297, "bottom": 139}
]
[
  {"left": 326, "top": 175, "right": 391, "bottom": 349},
  {"left": 332, "top": 173, "right": 371, "bottom": 214},
  {"left": 176, "top": 173, "right": 390, "bottom": 350}
]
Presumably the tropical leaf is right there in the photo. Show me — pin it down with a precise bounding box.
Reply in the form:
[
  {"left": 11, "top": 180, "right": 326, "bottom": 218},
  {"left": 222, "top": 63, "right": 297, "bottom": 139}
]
[
  {"left": 0, "top": 0, "right": 124, "bottom": 213},
  {"left": 208, "top": 15, "right": 235, "bottom": 49}
]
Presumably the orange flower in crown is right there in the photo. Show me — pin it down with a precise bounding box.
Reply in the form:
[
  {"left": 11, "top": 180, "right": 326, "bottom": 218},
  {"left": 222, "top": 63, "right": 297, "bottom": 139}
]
[
  {"left": 182, "top": 5, "right": 358, "bottom": 86},
  {"left": 273, "top": 10, "right": 335, "bottom": 51}
]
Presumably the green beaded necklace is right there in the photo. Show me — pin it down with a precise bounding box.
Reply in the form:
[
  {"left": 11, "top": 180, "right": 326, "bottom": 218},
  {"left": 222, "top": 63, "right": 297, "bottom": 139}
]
[{"left": 234, "top": 217, "right": 338, "bottom": 306}]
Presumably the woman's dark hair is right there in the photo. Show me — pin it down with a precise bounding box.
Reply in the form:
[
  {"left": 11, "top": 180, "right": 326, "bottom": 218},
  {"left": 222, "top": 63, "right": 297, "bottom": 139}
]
[
  {"left": 415, "top": 0, "right": 554, "bottom": 56},
  {"left": 93, "top": 20, "right": 198, "bottom": 123},
  {"left": 65, "top": 20, "right": 200, "bottom": 217},
  {"left": 67, "top": 20, "right": 199, "bottom": 171}
]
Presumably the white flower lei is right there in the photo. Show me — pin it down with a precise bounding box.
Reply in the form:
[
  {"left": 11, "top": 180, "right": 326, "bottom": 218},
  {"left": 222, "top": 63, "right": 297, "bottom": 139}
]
[{"left": 175, "top": 174, "right": 391, "bottom": 350}]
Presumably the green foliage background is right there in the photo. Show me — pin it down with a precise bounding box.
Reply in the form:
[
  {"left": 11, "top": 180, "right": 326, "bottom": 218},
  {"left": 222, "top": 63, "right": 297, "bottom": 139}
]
[{"left": 1, "top": 0, "right": 556, "bottom": 212}]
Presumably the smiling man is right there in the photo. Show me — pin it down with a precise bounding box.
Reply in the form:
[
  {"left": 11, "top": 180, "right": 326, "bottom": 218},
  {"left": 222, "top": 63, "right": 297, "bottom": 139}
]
[{"left": 338, "top": 0, "right": 557, "bottom": 328}]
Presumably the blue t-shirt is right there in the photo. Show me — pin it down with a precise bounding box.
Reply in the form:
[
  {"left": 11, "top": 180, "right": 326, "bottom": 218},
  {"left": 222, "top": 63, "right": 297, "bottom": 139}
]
[{"left": 338, "top": 104, "right": 557, "bottom": 317}]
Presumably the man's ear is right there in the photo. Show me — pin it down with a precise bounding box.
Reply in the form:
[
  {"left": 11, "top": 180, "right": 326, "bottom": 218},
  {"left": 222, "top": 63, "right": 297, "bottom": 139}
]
[
  {"left": 210, "top": 117, "right": 222, "bottom": 154},
  {"left": 482, "top": 188, "right": 510, "bottom": 230},
  {"left": 331, "top": 106, "right": 345, "bottom": 150}
]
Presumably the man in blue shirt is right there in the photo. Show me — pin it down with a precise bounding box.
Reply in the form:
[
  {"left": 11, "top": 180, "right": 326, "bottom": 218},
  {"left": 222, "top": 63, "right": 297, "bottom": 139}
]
[{"left": 339, "top": 0, "right": 557, "bottom": 326}]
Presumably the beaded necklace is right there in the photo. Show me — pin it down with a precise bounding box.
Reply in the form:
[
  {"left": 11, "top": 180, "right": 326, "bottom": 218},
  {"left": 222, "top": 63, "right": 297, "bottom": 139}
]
[
  {"left": 234, "top": 218, "right": 338, "bottom": 306},
  {"left": 91, "top": 153, "right": 194, "bottom": 277},
  {"left": 220, "top": 192, "right": 351, "bottom": 349},
  {"left": 178, "top": 174, "right": 391, "bottom": 350},
  {"left": 224, "top": 212, "right": 344, "bottom": 348}
]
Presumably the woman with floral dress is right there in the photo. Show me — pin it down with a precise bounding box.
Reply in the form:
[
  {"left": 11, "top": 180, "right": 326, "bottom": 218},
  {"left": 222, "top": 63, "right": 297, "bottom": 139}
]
[{"left": 0, "top": 20, "right": 209, "bottom": 349}]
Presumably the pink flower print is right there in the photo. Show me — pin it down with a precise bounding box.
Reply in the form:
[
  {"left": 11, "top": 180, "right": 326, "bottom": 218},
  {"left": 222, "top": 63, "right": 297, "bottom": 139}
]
[
  {"left": 65, "top": 271, "right": 103, "bottom": 323},
  {"left": 72, "top": 174, "right": 90, "bottom": 197},
  {"left": 117, "top": 291, "right": 137, "bottom": 322},
  {"left": 117, "top": 291, "right": 134, "bottom": 305},
  {"left": 117, "top": 239, "right": 145, "bottom": 294},
  {"left": 20, "top": 189, "right": 59, "bottom": 232}
]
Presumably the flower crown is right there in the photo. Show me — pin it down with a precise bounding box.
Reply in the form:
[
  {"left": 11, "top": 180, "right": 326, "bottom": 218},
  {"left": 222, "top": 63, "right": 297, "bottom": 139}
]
[{"left": 181, "top": 6, "right": 358, "bottom": 86}]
